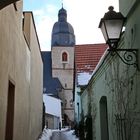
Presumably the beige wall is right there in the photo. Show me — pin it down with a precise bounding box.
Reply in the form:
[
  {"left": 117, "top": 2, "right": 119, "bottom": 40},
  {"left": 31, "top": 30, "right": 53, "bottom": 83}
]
[
  {"left": 0, "top": 1, "right": 43, "bottom": 140},
  {"left": 24, "top": 12, "right": 43, "bottom": 140}
]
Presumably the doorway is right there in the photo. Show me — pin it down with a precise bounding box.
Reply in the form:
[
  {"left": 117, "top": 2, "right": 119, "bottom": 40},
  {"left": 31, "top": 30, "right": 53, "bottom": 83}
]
[
  {"left": 5, "top": 81, "right": 15, "bottom": 140},
  {"left": 100, "top": 96, "right": 109, "bottom": 140}
]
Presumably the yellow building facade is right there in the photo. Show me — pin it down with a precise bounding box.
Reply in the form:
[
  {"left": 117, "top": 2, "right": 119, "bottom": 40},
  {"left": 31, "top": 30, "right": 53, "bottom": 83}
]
[{"left": 0, "top": 1, "right": 43, "bottom": 140}]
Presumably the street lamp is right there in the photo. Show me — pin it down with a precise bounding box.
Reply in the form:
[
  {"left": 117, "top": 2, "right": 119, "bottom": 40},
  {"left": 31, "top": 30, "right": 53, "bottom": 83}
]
[{"left": 99, "top": 6, "right": 139, "bottom": 69}]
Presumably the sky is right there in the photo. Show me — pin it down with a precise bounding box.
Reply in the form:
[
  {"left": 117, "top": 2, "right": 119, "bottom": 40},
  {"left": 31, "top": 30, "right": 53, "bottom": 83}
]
[{"left": 23, "top": 0, "right": 119, "bottom": 51}]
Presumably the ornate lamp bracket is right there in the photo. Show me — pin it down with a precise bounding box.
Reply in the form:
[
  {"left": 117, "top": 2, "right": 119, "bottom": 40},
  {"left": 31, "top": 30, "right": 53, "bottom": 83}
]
[{"left": 108, "top": 48, "right": 139, "bottom": 70}]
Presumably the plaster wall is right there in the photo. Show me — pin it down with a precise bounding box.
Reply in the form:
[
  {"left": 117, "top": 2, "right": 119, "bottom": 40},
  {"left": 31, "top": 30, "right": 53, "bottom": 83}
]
[
  {"left": 119, "top": 0, "right": 138, "bottom": 16},
  {"left": 90, "top": 58, "right": 140, "bottom": 140},
  {"left": 81, "top": 90, "right": 89, "bottom": 117},
  {"left": 0, "top": 2, "right": 43, "bottom": 140},
  {"left": 81, "top": 2, "right": 140, "bottom": 140},
  {"left": 24, "top": 12, "right": 43, "bottom": 140},
  {"left": 0, "top": 2, "right": 30, "bottom": 140}
]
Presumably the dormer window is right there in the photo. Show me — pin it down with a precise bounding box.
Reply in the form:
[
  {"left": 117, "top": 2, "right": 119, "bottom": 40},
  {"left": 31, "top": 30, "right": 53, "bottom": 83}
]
[{"left": 62, "top": 52, "right": 68, "bottom": 62}]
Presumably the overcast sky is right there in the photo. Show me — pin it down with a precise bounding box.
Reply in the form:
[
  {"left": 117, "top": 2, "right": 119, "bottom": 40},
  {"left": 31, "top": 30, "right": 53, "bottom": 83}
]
[{"left": 23, "top": 0, "right": 119, "bottom": 51}]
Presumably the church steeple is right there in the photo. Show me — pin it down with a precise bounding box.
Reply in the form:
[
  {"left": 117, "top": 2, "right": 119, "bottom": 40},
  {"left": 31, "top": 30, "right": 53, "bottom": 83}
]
[
  {"left": 58, "top": 7, "right": 67, "bottom": 22},
  {"left": 51, "top": 7, "right": 75, "bottom": 47},
  {"left": 51, "top": 5, "right": 75, "bottom": 125}
]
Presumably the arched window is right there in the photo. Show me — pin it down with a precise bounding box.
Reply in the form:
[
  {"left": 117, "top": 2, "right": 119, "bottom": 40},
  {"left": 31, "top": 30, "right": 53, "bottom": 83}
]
[{"left": 62, "top": 52, "right": 68, "bottom": 62}]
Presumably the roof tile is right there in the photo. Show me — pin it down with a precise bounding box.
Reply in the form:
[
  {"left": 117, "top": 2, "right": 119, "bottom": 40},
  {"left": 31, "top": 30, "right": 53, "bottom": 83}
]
[{"left": 75, "top": 44, "right": 108, "bottom": 73}]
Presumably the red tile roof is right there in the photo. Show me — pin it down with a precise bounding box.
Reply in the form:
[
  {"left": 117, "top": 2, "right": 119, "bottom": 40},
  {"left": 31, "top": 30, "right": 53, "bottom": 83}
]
[{"left": 75, "top": 44, "right": 108, "bottom": 73}]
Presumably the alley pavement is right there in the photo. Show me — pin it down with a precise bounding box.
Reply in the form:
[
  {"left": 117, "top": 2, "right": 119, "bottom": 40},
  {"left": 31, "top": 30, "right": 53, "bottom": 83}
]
[
  {"left": 51, "top": 130, "right": 78, "bottom": 140},
  {"left": 38, "top": 128, "right": 79, "bottom": 140}
]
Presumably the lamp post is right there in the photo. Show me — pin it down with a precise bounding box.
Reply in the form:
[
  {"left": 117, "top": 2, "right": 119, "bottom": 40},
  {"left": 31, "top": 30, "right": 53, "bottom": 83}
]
[{"left": 99, "top": 6, "right": 139, "bottom": 69}]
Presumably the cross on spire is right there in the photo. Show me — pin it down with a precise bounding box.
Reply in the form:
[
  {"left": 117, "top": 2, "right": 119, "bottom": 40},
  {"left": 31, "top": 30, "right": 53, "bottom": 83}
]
[{"left": 62, "top": 0, "right": 63, "bottom": 8}]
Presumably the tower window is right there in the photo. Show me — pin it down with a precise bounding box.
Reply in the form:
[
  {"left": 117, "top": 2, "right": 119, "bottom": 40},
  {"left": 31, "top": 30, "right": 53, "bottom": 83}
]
[{"left": 62, "top": 52, "right": 68, "bottom": 62}]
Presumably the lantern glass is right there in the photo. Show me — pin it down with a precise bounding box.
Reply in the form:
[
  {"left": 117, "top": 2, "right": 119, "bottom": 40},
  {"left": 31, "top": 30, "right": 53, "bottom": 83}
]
[
  {"left": 99, "top": 6, "right": 125, "bottom": 47},
  {"left": 100, "top": 19, "right": 124, "bottom": 44},
  {"left": 105, "top": 19, "right": 124, "bottom": 40},
  {"left": 100, "top": 21, "right": 108, "bottom": 42}
]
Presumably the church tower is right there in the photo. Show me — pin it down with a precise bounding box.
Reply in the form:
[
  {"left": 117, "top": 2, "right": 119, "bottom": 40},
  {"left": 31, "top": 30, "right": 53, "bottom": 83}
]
[{"left": 51, "top": 7, "right": 75, "bottom": 125}]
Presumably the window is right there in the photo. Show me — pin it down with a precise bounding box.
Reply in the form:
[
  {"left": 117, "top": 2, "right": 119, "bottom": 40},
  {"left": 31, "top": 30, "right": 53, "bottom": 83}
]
[{"left": 62, "top": 52, "right": 68, "bottom": 62}]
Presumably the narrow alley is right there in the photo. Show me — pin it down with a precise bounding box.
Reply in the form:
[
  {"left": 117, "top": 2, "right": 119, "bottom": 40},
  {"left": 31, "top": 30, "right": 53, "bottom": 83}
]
[
  {"left": 39, "top": 129, "right": 79, "bottom": 140},
  {"left": 1, "top": 1, "right": 140, "bottom": 140}
]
